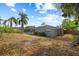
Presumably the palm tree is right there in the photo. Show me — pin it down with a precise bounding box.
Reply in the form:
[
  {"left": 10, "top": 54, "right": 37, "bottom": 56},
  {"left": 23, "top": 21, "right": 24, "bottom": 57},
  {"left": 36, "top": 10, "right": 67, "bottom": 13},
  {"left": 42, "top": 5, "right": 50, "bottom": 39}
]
[
  {"left": 18, "top": 12, "right": 29, "bottom": 31},
  {"left": 3, "top": 20, "right": 8, "bottom": 26},
  {"left": 0, "top": 17, "right": 3, "bottom": 25},
  {"left": 8, "top": 17, "right": 18, "bottom": 27},
  {"left": 3, "top": 17, "right": 18, "bottom": 27}
]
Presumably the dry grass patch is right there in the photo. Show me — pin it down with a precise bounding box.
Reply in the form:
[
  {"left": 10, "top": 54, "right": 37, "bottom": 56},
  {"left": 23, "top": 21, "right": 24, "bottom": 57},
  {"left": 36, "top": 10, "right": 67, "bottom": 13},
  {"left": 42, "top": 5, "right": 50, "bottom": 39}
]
[{"left": 0, "top": 33, "right": 79, "bottom": 56}]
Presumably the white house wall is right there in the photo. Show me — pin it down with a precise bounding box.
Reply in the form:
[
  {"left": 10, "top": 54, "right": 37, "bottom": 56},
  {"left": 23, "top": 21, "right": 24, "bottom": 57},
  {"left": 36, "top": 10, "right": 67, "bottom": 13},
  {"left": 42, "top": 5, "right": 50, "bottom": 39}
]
[{"left": 45, "top": 30, "right": 58, "bottom": 37}]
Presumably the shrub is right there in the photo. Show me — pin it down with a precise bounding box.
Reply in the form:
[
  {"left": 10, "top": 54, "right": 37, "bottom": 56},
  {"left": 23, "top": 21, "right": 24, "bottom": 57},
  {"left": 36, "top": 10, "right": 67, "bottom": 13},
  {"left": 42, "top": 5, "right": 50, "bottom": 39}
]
[
  {"left": 12, "top": 29, "right": 21, "bottom": 33},
  {"left": 34, "top": 32, "right": 47, "bottom": 36},
  {"left": 0, "top": 26, "right": 21, "bottom": 33},
  {"left": 3, "top": 26, "right": 14, "bottom": 33},
  {"left": 62, "top": 34, "right": 75, "bottom": 41}
]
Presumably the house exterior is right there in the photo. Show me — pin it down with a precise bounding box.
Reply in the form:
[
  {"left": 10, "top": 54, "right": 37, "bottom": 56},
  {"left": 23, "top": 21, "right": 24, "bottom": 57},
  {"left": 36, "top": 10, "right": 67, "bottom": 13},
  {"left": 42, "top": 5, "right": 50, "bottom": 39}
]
[
  {"left": 35, "top": 25, "right": 62, "bottom": 37},
  {"left": 14, "top": 25, "right": 63, "bottom": 37},
  {"left": 24, "top": 26, "right": 36, "bottom": 35}
]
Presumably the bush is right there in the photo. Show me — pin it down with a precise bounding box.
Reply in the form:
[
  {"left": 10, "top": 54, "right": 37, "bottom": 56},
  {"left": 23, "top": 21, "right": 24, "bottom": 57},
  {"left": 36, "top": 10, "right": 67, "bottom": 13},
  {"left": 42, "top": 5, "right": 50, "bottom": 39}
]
[
  {"left": 62, "top": 34, "right": 75, "bottom": 41},
  {"left": 12, "top": 29, "right": 21, "bottom": 33},
  {"left": 0, "top": 26, "right": 21, "bottom": 33},
  {"left": 34, "top": 32, "right": 47, "bottom": 36}
]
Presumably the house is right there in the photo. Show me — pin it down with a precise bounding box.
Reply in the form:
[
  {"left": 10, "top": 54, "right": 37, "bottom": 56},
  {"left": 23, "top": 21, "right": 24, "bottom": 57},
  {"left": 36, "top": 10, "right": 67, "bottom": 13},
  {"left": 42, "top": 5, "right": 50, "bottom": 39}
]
[
  {"left": 15, "top": 25, "right": 63, "bottom": 37},
  {"left": 24, "top": 26, "right": 36, "bottom": 35},
  {"left": 35, "top": 25, "right": 62, "bottom": 37}
]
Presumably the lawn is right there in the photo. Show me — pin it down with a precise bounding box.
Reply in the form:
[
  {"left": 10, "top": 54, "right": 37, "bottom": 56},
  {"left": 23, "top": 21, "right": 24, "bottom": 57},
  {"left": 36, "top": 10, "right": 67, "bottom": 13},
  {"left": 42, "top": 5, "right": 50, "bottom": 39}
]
[{"left": 0, "top": 33, "right": 79, "bottom": 56}]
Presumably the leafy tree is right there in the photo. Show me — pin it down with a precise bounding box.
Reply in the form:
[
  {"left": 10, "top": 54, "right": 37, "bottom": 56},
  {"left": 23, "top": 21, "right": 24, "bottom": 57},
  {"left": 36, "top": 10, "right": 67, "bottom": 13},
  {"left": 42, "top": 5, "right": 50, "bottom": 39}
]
[
  {"left": 62, "top": 19, "right": 78, "bottom": 30},
  {"left": 18, "top": 12, "right": 29, "bottom": 30},
  {"left": 57, "top": 3, "right": 79, "bottom": 29},
  {"left": 59, "top": 4, "right": 79, "bottom": 19}
]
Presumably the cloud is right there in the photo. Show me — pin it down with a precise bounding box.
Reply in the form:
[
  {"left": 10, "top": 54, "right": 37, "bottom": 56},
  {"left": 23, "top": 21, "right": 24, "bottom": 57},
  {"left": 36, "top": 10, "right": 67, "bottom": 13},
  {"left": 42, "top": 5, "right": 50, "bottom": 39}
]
[
  {"left": 43, "top": 3, "right": 57, "bottom": 10},
  {"left": 39, "top": 10, "right": 46, "bottom": 13},
  {"left": 37, "top": 14, "right": 64, "bottom": 26},
  {"left": 35, "top": 3, "right": 57, "bottom": 14},
  {"left": 35, "top": 3, "right": 62, "bottom": 26},
  {"left": 35, "top": 3, "right": 43, "bottom": 11},
  {"left": 5, "top": 3, "right": 17, "bottom": 12},
  {"left": 38, "top": 17, "right": 41, "bottom": 20},
  {"left": 5, "top": 3, "right": 16, "bottom": 8},
  {"left": 38, "top": 14, "right": 54, "bottom": 23},
  {"left": 28, "top": 3, "right": 32, "bottom": 6},
  {"left": 11, "top": 8, "right": 17, "bottom": 12},
  {"left": 42, "top": 14, "right": 54, "bottom": 22},
  {"left": 31, "top": 16, "right": 34, "bottom": 18},
  {"left": 15, "top": 14, "right": 19, "bottom": 17},
  {"left": 22, "top": 8, "right": 26, "bottom": 12}
]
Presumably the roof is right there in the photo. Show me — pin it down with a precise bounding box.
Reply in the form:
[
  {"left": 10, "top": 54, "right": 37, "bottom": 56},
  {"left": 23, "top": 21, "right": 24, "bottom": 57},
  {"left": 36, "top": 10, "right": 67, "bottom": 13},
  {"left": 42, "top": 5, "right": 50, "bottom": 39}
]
[
  {"left": 36, "top": 25, "right": 59, "bottom": 32},
  {"left": 37, "top": 25, "right": 58, "bottom": 29}
]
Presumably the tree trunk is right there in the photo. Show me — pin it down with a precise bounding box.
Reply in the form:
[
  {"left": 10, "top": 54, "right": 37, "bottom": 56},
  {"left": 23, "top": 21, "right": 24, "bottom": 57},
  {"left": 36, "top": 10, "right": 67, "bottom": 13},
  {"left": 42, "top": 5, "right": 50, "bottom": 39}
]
[
  {"left": 10, "top": 22, "right": 12, "bottom": 28},
  {"left": 61, "top": 28, "right": 64, "bottom": 36},
  {"left": 0, "top": 27, "right": 3, "bottom": 40},
  {"left": 60, "top": 28, "right": 64, "bottom": 39},
  {"left": 21, "top": 22, "right": 24, "bottom": 32}
]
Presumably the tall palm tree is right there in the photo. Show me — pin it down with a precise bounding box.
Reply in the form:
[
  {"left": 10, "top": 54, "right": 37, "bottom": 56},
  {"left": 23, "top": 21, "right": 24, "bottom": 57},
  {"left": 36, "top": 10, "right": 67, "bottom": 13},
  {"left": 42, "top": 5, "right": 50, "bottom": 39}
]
[
  {"left": 18, "top": 12, "right": 29, "bottom": 30},
  {"left": 8, "top": 17, "right": 18, "bottom": 27},
  {"left": 3, "top": 20, "right": 8, "bottom": 26},
  {"left": 3, "top": 17, "right": 18, "bottom": 27},
  {"left": 0, "top": 17, "right": 3, "bottom": 25}
]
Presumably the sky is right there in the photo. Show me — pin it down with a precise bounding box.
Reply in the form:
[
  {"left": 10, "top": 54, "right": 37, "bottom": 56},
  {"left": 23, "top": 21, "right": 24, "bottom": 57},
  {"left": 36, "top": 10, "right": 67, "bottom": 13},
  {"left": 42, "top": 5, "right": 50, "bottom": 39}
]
[{"left": 0, "top": 3, "right": 65, "bottom": 27}]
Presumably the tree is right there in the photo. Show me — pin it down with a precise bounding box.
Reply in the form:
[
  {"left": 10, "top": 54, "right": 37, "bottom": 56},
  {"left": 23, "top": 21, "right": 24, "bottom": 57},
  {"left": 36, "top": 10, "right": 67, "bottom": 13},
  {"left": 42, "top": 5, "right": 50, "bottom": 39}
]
[
  {"left": 18, "top": 12, "right": 29, "bottom": 30},
  {"left": 57, "top": 3, "right": 79, "bottom": 30},
  {"left": 3, "top": 17, "right": 18, "bottom": 27},
  {"left": 3, "top": 20, "right": 8, "bottom": 26},
  {"left": 8, "top": 17, "right": 18, "bottom": 27},
  {"left": 0, "top": 17, "right": 3, "bottom": 25},
  {"left": 58, "top": 4, "right": 79, "bottom": 18},
  {"left": 58, "top": 3, "right": 79, "bottom": 24},
  {"left": 62, "top": 19, "right": 78, "bottom": 30}
]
